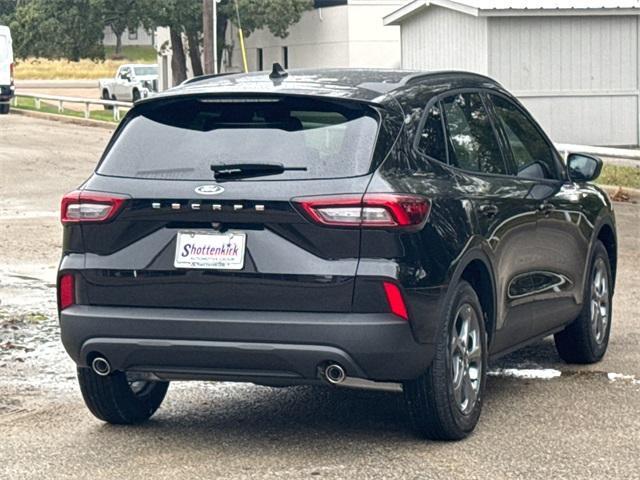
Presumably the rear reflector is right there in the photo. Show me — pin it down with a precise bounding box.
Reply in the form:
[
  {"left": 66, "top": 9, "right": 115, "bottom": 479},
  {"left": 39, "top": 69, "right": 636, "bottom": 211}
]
[
  {"left": 383, "top": 281, "right": 409, "bottom": 320},
  {"left": 61, "top": 191, "right": 127, "bottom": 224},
  {"left": 58, "top": 274, "right": 75, "bottom": 310},
  {"left": 296, "top": 193, "right": 430, "bottom": 229}
]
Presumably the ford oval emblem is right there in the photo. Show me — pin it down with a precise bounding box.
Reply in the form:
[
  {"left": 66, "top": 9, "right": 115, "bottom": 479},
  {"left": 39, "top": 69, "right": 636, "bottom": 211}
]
[{"left": 195, "top": 185, "right": 225, "bottom": 195}]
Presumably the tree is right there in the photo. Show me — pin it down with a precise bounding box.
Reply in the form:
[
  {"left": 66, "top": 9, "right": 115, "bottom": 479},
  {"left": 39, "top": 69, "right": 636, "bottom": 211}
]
[
  {"left": 10, "top": 0, "right": 105, "bottom": 61},
  {"left": 222, "top": 0, "right": 313, "bottom": 39},
  {"left": 102, "top": 0, "right": 148, "bottom": 56},
  {"left": 145, "top": 0, "right": 313, "bottom": 83},
  {"left": 212, "top": 0, "right": 313, "bottom": 72},
  {"left": 169, "top": 26, "right": 187, "bottom": 84},
  {"left": 140, "top": 0, "right": 200, "bottom": 85},
  {"left": 0, "top": 0, "right": 17, "bottom": 25},
  {"left": 180, "top": 1, "right": 204, "bottom": 77}
]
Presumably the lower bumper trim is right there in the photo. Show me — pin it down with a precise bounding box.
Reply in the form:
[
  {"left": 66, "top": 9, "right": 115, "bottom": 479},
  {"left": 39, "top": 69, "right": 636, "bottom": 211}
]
[{"left": 61, "top": 305, "right": 436, "bottom": 381}]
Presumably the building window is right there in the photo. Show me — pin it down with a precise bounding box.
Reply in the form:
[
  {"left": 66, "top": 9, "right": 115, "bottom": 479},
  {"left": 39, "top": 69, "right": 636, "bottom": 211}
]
[
  {"left": 257, "top": 48, "right": 264, "bottom": 71},
  {"left": 128, "top": 29, "right": 138, "bottom": 41},
  {"left": 282, "top": 46, "right": 289, "bottom": 69}
]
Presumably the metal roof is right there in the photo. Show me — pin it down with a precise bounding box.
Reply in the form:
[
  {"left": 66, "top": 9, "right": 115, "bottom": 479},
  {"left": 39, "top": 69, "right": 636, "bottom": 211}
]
[
  {"left": 384, "top": 0, "right": 640, "bottom": 24},
  {"left": 456, "top": 0, "right": 639, "bottom": 9}
]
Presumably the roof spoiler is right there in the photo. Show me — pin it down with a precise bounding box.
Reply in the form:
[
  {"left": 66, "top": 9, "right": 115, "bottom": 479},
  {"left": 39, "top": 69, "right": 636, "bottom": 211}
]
[{"left": 180, "top": 72, "right": 235, "bottom": 86}]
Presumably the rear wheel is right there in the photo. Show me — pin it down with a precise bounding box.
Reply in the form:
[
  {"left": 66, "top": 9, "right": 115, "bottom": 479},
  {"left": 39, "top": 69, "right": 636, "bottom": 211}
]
[
  {"left": 0, "top": 103, "right": 9, "bottom": 114},
  {"left": 554, "top": 241, "right": 612, "bottom": 364},
  {"left": 102, "top": 90, "right": 112, "bottom": 110},
  {"left": 132, "top": 89, "right": 141, "bottom": 102},
  {"left": 77, "top": 367, "right": 169, "bottom": 424},
  {"left": 404, "top": 281, "right": 487, "bottom": 440}
]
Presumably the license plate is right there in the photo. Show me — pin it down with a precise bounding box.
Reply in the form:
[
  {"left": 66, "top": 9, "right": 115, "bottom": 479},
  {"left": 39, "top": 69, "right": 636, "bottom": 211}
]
[{"left": 174, "top": 231, "right": 246, "bottom": 270}]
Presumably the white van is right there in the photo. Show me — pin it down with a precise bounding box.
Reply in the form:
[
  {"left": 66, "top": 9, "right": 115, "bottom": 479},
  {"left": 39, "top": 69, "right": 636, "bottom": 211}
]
[{"left": 0, "top": 25, "right": 14, "bottom": 114}]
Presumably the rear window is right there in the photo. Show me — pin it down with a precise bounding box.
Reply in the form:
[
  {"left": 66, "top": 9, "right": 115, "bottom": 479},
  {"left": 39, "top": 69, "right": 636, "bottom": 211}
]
[
  {"left": 134, "top": 66, "right": 157, "bottom": 76},
  {"left": 98, "top": 96, "right": 380, "bottom": 180}
]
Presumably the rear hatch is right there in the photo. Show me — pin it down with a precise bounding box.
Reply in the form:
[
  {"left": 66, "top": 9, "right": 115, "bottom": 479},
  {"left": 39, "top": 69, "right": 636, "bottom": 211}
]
[
  {"left": 71, "top": 94, "right": 399, "bottom": 312},
  {"left": 0, "top": 28, "right": 13, "bottom": 87}
]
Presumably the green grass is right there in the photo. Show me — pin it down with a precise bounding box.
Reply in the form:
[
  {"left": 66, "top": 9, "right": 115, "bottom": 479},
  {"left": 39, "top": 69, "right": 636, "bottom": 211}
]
[
  {"left": 13, "top": 95, "right": 123, "bottom": 123},
  {"left": 105, "top": 45, "right": 157, "bottom": 63},
  {"left": 597, "top": 164, "right": 640, "bottom": 189}
]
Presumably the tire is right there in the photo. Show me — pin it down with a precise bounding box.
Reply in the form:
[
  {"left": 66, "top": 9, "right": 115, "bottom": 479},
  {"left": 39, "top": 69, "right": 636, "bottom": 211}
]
[
  {"left": 77, "top": 367, "right": 169, "bottom": 424},
  {"left": 132, "top": 89, "right": 141, "bottom": 102},
  {"left": 0, "top": 103, "right": 9, "bottom": 114},
  {"left": 554, "top": 240, "right": 613, "bottom": 364},
  {"left": 102, "top": 90, "right": 113, "bottom": 110},
  {"left": 404, "top": 281, "right": 487, "bottom": 441}
]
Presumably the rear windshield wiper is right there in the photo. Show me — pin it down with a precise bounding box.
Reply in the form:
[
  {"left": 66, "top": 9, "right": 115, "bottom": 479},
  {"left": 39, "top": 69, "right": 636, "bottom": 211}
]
[{"left": 211, "top": 163, "right": 307, "bottom": 180}]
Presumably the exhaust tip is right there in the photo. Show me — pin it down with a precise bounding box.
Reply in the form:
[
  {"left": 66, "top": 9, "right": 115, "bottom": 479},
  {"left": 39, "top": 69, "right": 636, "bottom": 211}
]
[
  {"left": 91, "top": 357, "right": 111, "bottom": 376},
  {"left": 324, "top": 364, "right": 346, "bottom": 384}
]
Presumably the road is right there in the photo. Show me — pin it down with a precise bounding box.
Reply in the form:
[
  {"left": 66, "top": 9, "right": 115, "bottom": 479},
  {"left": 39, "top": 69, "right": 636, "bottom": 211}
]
[{"left": 0, "top": 114, "right": 639, "bottom": 479}]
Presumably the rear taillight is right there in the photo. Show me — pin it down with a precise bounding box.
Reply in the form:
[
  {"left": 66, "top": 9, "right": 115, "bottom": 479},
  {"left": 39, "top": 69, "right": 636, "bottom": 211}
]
[
  {"left": 383, "top": 281, "right": 409, "bottom": 320},
  {"left": 61, "top": 191, "right": 127, "bottom": 224},
  {"left": 296, "top": 194, "right": 430, "bottom": 229},
  {"left": 58, "top": 274, "right": 75, "bottom": 310},
  {"left": 9, "top": 63, "right": 14, "bottom": 83}
]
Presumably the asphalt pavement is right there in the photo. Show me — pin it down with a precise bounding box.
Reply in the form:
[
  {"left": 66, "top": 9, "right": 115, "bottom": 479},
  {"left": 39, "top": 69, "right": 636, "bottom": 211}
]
[{"left": 0, "top": 115, "right": 638, "bottom": 479}]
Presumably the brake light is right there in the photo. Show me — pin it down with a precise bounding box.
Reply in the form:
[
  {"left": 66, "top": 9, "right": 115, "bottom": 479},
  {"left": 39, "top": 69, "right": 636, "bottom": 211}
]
[
  {"left": 61, "top": 191, "right": 127, "bottom": 224},
  {"left": 58, "top": 274, "right": 75, "bottom": 310},
  {"left": 383, "top": 281, "right": 409, "bottom": 320},
  {"left": 10, "top": 63, "right": 14, "bottom": 83},
  {"left": 296, "top": 194, "right": 429, "bottom": 228}
]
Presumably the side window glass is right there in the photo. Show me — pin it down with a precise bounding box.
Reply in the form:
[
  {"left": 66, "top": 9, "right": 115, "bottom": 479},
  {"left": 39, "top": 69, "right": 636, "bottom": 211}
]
[
  {"left": 442, "top": 93, "right": 506, "bottom": 175},
  {"left": 491, "top": 95, "right": 558, "bottom": 180},
  {"left": 417, "top": 103, "right": 446, "bottom": 163}
]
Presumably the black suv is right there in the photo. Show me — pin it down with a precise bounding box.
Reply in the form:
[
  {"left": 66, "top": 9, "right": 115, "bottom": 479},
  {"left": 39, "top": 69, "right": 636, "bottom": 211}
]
[{"left": 58, "top": 68, "right": 616, "bottom": 440}]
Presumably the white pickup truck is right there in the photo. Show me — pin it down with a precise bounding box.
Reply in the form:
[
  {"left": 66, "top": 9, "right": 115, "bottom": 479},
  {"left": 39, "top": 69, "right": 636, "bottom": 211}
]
[{"left": 99, "top": 64, "right": 158, "bottom": 103}]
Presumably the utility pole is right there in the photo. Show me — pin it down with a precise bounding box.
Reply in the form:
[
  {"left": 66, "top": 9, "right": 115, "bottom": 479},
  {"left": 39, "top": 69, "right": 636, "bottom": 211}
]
[
  {"left": 202, "top": 0, "right": 214, "bottom": 74},
  {"left": 213, "top": 0, "right": 218, "bottom": 74}
]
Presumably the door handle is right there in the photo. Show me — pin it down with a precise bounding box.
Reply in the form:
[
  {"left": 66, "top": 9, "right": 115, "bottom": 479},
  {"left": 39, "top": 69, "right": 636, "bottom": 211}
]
[{"left": 478, "top": 204, "right": 499, "bottom": 218}]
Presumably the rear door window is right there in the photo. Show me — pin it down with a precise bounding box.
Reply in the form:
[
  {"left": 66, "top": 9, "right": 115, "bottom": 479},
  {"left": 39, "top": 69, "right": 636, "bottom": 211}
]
[
  {"left": 441, "top": 93, "right": 507, "bottom": 176},
  {"left": 98, "top": 96, "right": 380, "bottom": 180},
  {"left": 417, "top": 103, "right": 447, "bottom": 164},
  {"left": 489, "top": 95, "right": 559, "bottom": 180}
]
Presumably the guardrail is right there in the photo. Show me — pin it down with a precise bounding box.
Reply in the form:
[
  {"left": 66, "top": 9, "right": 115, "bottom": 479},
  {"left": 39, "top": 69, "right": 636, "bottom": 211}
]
[
  {"left": 555, "top": 143, "right": 640, "bottom": 162},
  {"left": 12, "top": 92, "right": 132, "bottom": 121}
]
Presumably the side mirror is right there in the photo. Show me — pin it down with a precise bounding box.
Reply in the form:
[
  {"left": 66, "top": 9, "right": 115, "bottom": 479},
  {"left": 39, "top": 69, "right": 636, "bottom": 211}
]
[{"left": 567, "top": 153, "right": 603, "bottom": 182}]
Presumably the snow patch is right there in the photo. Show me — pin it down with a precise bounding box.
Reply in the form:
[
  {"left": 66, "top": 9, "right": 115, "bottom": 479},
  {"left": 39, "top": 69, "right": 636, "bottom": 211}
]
[{"left": 489, "top": 368, "right": 562, "bottom": 380}]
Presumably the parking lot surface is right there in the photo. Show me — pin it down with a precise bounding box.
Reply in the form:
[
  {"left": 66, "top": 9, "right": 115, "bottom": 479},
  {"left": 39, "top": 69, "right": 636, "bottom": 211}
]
[{"left": 1, "top": 115, "right": 638, "bottom": 479}]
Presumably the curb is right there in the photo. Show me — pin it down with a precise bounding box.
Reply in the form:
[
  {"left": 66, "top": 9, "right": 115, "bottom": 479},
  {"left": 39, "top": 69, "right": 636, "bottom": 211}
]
[{"left": 9, "top": 107, "right": 118, "bottom": 130}]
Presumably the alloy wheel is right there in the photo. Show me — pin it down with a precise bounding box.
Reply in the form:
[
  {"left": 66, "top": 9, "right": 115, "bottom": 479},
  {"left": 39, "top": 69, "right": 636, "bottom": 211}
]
[
  {"left": 450, "top": 303, "right": 483, "bottom": 415},
  {"left": 590, "top": 257, "right": 610, "bottom": 344}
]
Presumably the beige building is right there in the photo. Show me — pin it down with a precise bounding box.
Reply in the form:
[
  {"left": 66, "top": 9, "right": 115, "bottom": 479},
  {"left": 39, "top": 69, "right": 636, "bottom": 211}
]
[{"left": 237, "top": 0, "right": 404, "bottom": 72}]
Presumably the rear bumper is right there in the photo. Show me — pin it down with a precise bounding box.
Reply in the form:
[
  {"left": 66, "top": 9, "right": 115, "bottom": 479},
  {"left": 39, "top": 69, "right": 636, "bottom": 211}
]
[{"left": 60, "top": 306, "right": 435, "bottom": 383}]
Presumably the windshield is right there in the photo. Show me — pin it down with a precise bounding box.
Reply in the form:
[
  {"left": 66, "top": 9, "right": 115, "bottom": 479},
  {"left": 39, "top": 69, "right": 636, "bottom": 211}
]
[
  {"left": 134, "top": 66, "right": 157, "bottom": 76},
  {"left": 98, "top": 96, "right": 380, "bottom": 180}
]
